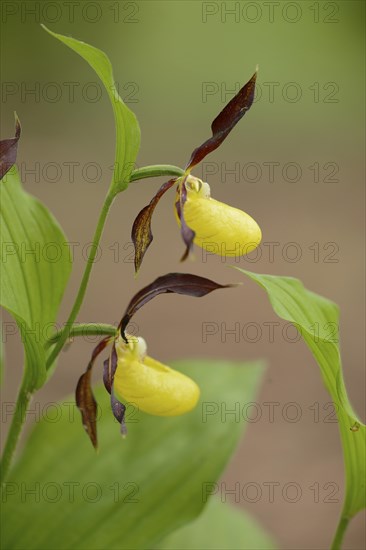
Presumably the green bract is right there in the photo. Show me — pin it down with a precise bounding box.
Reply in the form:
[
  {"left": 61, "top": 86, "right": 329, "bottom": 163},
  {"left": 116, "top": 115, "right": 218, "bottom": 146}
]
[
  {"left": 41, "top": 26, "right": 141, "bottom": 194},
  {"left": 234, "top": 269, "right": 366, "bottom": 547}
]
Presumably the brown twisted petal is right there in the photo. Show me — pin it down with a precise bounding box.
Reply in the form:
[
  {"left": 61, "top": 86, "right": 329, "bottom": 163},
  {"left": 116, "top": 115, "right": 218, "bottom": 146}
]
[
  {"left": 131, "top": 178, "right": 177, "bottom": 274},
  {"left": 110, "top": 390, "right": 127, "bottom": 437},
  {"left": 103, "top": 344, "right": 127, "bottom": 437},
  {"left": 174, "top": 176, "right": 195, "bottom": 262},
  {"left": 0, "top": 116, "right": 21, "bottom": 179},
  {"left": 103, "top": 344, "right": 118, "bottom": 394},
  {"left": 119, "top": 272, "right": 235, "bottom": 343},
  {"left": 76, "top": 336, "right": 112, "bottom": 449},
  {"left": 186, "top": 70, "right": 257, "bottom": 171}
]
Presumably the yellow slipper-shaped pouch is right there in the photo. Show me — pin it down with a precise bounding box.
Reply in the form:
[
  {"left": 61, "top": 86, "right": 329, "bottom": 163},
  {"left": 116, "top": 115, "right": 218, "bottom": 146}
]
[{"left": 114, "top": 336, "right": 200, "bottom": 416}]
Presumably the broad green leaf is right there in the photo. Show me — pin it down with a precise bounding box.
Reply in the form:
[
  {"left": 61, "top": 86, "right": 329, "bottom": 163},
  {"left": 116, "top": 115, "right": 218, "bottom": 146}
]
[
  {"left": 157, "top": 497, "right": 276, "bottom": 549},
  {"left": 42, "top": 25, "right": 140, "bottom": 193},
  {"left": 0, "top": 167, "right": 71, "bottom": 389},
  {"left": 1, "top": 359, "right": 266, "bottom": 550},
  {"left": 235, "top": 269, "right": 366, "bottom": 534}
]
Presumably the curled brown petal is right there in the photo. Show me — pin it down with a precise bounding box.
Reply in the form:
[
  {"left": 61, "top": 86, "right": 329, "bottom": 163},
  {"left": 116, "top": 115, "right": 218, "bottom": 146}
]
[
  {"left": 175, "top": 176, "right": 195, "bottom": 262},
  {"left": 186, "top": 70, "right": 257, "bottom": 171},
  {"left": 0, "top": 115, "right": 21, "bottom": 179},
  {"left": 131, "top": 178, "right": 177, "bottom": 274},
  {"left": 75, "top": 336, "right": 112, "bottom": 449},
  {"left": 103, "top": 343, "right": 118, "bottom": 394},
  {"left": 119, "top": 272, "right": 235, "bottom": 342},
  {"left": 111, "top": 388, "right": 127, "bottom": 437}
]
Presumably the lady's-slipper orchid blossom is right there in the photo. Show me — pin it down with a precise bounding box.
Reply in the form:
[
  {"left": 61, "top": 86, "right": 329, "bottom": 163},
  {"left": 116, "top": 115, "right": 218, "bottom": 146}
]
[
  {"left": 76, "top": 273, "right": 234, "bottom": 449},
  {"left": 114, "top": 335, "right": 200, "bottom": 416},
  {"left": 175, "top": 175, "right": 261, "bottom": 258},
  {"left": 132, "top": 69, "right": 261, "bottom": 273}
]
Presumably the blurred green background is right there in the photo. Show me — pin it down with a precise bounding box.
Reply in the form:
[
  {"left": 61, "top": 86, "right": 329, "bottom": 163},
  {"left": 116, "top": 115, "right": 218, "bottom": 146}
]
[{"left": 1, "top": 1, "right": 365, "bottom": 548}]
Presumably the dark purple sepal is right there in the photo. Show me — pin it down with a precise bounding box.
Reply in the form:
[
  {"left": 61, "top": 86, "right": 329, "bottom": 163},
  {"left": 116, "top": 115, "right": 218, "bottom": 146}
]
[
  {"left": 0, "top": 116, "right": 21, "bottom": 180},
  {"left": 186, "top": 70, "right": 257, "bottom": 171},
  {"left": 131, "top": 178, "right": 177, "bottom": 274},
  {"left": 111, "top": 388, "right": 127, "bottom": 437},
  {"left": 176, "top": 178, "right": 195, "bottom": 262},
  {"left": 75, "top": 336, "right": 112, "bottom": 449},
  {"left": 103, "top": 343, "right": 118, "bottom": 394},
  {"left": 119, "top": 273, "right": 235, "bottom": 342},
  {"left": 75, "top": 365, "right": 98, "bottom": 450}
]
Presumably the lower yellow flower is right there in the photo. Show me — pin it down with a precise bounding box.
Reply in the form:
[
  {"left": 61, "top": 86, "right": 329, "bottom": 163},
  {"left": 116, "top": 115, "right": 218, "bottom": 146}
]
[
  {"left": 177, "top": 176, "right": 262, "bottom": 257},
  {"left": 76, "top": 273, "right": 232, "bottom": 448},
  {"left": 114, "top": 335, "right": 200, "bottom": 416}
]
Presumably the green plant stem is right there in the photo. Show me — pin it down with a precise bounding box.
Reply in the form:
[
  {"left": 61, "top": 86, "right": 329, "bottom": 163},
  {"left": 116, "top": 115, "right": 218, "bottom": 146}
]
[
  {"left": 331, "top": 516, "right": 350, "bottom": 550},
  {"left": 1, "top": 164, "right": 185, "bottom": 484},
  {"left": 0, "top": 190, "right": 115, "bottom": 483},
  {"left": 46, "top": 164, "right": 184, "bottom": 370},
  {"left": 130, "top": 165, "right": 184, "bottom": 182},
  {"left": 46, "top": 190, "right": 115, "bottom": 370},
  {"left": 45, "top": 323, "right": 117, "bottom": 349},
  {"left": 0, "top": 374, "right": 32, "bottom": 486}
]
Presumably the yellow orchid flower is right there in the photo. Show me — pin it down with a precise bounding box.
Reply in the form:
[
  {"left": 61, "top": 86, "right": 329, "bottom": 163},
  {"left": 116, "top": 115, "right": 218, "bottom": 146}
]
[
  {"left": 114, "top": 335, "right": 200, "bottom": 416},
  {"left": 131, "top": 69, "right": 260, "bottom": 273},
  {"left": 176, "top": 175, "right": 262, "bottom": 257},
  {"left": 76, "top": 273, "right": 232, "bottom": 448}
]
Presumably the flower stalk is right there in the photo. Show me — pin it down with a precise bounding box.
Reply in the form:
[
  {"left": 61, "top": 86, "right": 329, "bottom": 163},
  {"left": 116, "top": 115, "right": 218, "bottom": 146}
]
[
  {"left": 45, "top": 164, "right": 185, "bottom": 371},
  {"left": 0, "top": 373, "right": 32, "bottom": 486},
  {"left": 46, "top": 189, "right": 115, "bottom": 370},
  {"left": 130, "top": 165, "right": 184, "bottom": 182},
  {"left": 46, "top": 323, "right": 117, "bottom": 349}
]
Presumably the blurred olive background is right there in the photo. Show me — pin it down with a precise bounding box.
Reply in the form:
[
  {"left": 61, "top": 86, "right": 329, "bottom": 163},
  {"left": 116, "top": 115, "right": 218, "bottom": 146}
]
[{"left": 1, "top": 1, "right": 365, "bottom": 548}]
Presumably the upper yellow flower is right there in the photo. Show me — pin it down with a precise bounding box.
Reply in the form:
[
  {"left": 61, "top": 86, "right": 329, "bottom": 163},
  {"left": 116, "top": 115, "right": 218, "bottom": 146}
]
[
  {"left": 176, "top": 175, "right": 262, "bottom": 257},
  {"left": 131, "top": 69, "right": 259, "bottom": 273},
  {"left": 114, "top": 335, "right": 200, "bottom": 416}
]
